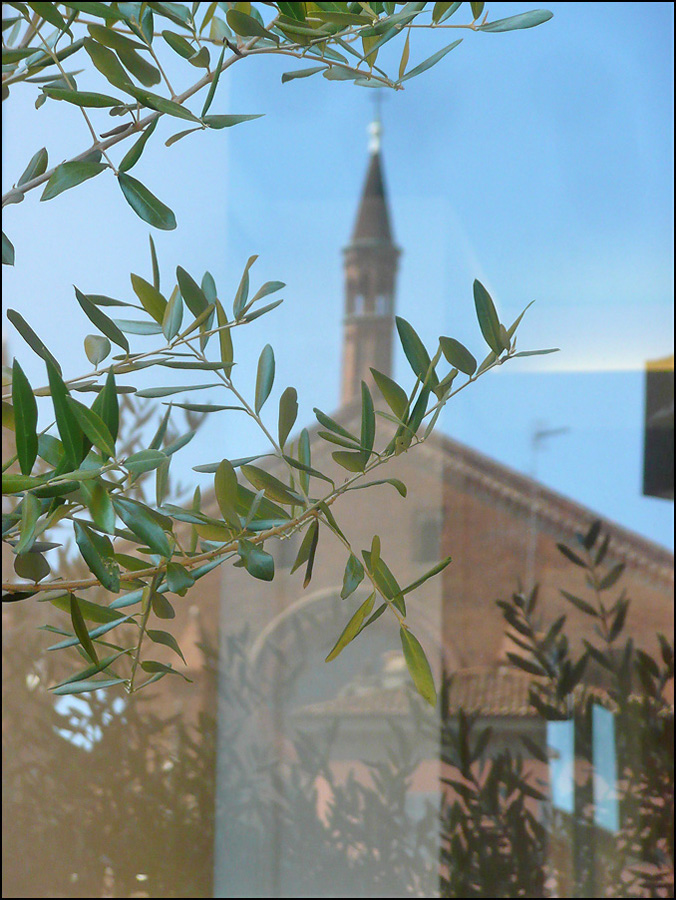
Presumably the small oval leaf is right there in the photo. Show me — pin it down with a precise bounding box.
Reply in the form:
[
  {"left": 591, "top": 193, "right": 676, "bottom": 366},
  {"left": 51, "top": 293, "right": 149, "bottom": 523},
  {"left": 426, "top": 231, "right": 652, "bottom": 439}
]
[
  {"left": 439, "top": 336, "right": 477, "bottom": 376},
  {"left": 41, "top": 161, "right": 107, "bottom": 202},
  {"left": 214, "top": 458, "right": 240, "bottom": 529},
  {"left": 118, "top": 172, "right": 176, "bottom": 230},
  {"left": 278, "top": 386, "right": 298, "bottom": 449},
  {"left": 398, "top": 38, "right": 462, "bottom": 83},
  {"left": 113, "top": 497, "right": 172, "bottom": 557},
  {"left": 370, "top": 368, "right": 408, "bottom": 421},
  {"left": 65, "top": 396, "right": 116, "bottom": 457},
  {"left": 162, "top": 285, "right": 184, "bottom": 340},
  {"left": 474, "top": 280, "right": 506, "bottom": 355},
  {"left": 73, "top": 520, "right": 120, "bottom": 592},
  {"left": 18, "top": 146, "right": 48, "bottom": 186},
  {"left": 478, "top": 10, "right": 553, "bottom": 32},
  {"left": 254, "top": 344, "right": 275, "bottom": 415},
  {"left": 6, "top": 309, "right": 62, "bottom": 374},
  {"left": 2, "top": 232, "right": 15, "bottom": 266},
  {"left": 130, "top": 271, "right": 167, "bottom": 323},
  {"left": 326, "top": 592, "right": 375, "bottom": 662},
  {"left": 119, "top": 118, "right": 158, "bottom": 172},
  {"left": 75, "top": 287, "right": 130, "bottom": 353},
  {"left": 400, "top": 627, "right": 437, "bottom": 706},
  {"left": 12, "top": 359, "right": 39, "bottom": 475},
  {"left": 84, "top": 334, "right": 112, "bottom": 366}
]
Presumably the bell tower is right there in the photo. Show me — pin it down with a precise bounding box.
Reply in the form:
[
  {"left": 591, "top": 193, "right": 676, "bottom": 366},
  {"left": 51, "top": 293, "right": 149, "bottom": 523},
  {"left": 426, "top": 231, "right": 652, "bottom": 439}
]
[{"left": 340, "top": 116, "right": 401, "bottom": 407}]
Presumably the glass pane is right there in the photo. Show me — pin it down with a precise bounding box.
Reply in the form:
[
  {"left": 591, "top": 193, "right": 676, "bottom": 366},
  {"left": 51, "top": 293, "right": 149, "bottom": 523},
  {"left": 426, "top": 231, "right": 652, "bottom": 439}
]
[{"left": 2, "top": 4, "right": 672, "bottom": 899}]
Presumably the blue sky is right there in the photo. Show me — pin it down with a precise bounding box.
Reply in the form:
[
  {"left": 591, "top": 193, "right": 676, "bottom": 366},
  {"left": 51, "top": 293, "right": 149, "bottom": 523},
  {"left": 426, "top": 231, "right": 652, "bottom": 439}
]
[{"left": 2, "top": 2, "right": 674, "bottom": 550}]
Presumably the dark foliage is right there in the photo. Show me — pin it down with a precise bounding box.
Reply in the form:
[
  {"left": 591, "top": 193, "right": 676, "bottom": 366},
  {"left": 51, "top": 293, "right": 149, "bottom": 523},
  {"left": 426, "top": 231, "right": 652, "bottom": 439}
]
[{"left": 2, "top": 523, "right": 673, "bottom": 898}]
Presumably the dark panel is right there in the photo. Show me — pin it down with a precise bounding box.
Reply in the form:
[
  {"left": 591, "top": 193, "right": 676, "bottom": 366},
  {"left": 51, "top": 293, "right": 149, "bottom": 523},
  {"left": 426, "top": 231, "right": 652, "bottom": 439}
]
[{"left": 643, "top": 358, "right": 674, "bottom": 500}]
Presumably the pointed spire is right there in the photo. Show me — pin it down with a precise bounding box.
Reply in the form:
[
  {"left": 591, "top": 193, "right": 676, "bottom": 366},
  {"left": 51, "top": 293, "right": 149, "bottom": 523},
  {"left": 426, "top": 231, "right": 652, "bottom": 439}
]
[
  {"left": 340, "top": 110, "right": 401, "bottom": 407},
  {"left": 350, "top": 114, "right": 394, "bottom": 246}
]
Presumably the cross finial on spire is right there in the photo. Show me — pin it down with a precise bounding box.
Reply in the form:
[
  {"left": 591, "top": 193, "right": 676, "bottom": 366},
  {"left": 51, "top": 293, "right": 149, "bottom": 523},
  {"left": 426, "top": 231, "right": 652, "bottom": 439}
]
[{"left": 368, "top": 89, "right": 384, "bottom": 154}]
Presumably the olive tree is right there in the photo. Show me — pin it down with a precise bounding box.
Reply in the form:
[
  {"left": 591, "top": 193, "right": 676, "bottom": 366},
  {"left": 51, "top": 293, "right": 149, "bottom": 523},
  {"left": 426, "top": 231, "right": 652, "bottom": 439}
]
[{"left": 2, "top": 1, "right": 555, "bottom": 703}]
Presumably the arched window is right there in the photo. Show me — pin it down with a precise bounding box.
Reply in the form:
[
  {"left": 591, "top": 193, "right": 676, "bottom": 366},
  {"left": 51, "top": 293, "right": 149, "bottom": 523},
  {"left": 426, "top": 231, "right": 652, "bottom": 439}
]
[
  {"left": 375, "top": 294, "right": 389, "bottom": 315},
  {"left": 413, "top": 512, "right": 443, "bottom": 563}
]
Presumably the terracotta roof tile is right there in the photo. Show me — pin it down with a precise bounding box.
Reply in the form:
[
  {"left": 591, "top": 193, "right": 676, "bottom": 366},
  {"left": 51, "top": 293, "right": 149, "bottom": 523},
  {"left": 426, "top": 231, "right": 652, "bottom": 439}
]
[{"left": 294, "top": 666, "right": 674, "bottom": 721}]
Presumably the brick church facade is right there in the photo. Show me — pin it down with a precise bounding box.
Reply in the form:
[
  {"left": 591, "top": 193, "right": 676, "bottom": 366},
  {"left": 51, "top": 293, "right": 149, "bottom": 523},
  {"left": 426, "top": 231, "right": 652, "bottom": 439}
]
[
  {"left": 205, "top": 122, "right": 673, "bottom": 896},
  {"left": 2, "top": 118, "right": 672, "bottom": 899},
  {"left": 185, "top": 122, "right": 673, "bottom": 718}
]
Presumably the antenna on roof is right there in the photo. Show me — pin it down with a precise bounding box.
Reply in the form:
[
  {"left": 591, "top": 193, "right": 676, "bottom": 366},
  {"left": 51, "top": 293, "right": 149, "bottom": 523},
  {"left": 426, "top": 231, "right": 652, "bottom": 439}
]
[{"left": 526, "top": 421, "right": 570, "bottom": 590}]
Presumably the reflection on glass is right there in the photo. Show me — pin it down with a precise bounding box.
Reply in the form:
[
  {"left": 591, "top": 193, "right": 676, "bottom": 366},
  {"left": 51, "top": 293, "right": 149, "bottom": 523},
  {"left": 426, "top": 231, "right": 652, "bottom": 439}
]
[
  {"left": 548, "top": 719, "right": 575, "bottom": 816},
  {"left": 592, "top": 703, "right": 619, "bottom": 834},
  {"left": 2, "top": 14, "right": 673, "bottom": 897}
]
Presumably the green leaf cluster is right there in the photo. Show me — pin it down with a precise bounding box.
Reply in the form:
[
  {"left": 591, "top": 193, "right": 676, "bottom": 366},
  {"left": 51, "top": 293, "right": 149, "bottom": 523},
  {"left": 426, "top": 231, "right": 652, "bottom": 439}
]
[{"left": 3, "top": 1, "right": 555, "bottom": 703}]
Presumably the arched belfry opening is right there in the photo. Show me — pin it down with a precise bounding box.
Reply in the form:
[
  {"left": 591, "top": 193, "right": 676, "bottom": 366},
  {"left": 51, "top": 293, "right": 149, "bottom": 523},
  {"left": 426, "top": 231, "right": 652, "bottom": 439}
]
[{"left": 340, "top": 116, "right": 401, "bottom": 407}]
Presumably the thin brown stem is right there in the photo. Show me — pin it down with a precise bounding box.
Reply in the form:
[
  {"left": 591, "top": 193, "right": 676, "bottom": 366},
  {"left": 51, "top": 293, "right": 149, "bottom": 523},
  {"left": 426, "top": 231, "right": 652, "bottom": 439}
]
[
  {"left": 17, "top": 11, "right": 41, "bottom": 49},
  {"left": 3, "top": 13, "right": 412, "bottom": 207},
  {"left": 3, "top": 438, "right": 404, "bottom": 595},
  {"left": 146, "top": 42, "right": 177, "bottom": 98},
  {"left": 322, "top": 514, "right": 406, "bottom": 628},
  {"left": 2, "top": 40, "right": 247, "bottom": 204},
  {"left": 32, "top": 22, "right": 119, "bottom": 174},
  {"left": 1, "top": 317, "right": 243, "bottom": 402},
  {"left": 127, "top": 571, "right": 161, "bottom": 693}
]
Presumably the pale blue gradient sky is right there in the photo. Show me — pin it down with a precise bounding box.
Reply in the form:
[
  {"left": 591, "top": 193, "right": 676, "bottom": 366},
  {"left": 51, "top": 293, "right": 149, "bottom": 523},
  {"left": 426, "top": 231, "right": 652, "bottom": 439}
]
[{"left": 2, "top": 2, "right": 674, "bottom": 549}]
